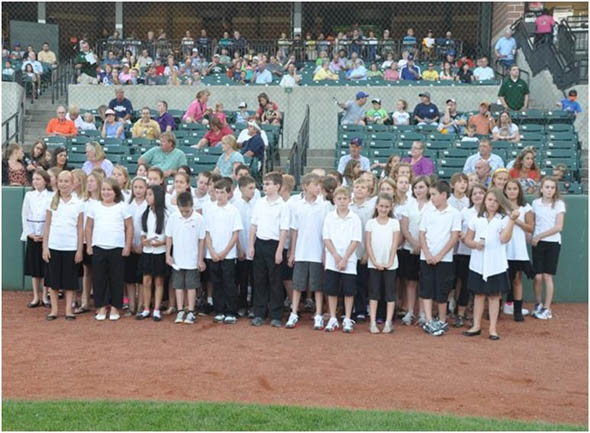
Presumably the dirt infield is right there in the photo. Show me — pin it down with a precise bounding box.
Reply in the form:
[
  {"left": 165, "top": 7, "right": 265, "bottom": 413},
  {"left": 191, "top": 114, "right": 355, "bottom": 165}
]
[{"left": 2, "top": 291, "right": 587, "bottom": 426}]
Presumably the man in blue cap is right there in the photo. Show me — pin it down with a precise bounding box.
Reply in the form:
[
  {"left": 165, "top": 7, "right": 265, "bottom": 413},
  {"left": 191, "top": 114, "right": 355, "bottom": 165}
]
[
  {"left": 337, "top": 91, "right": 368, "bottom": 125},
  {"left": 400, "top": 53, "right": 421, "bottom": 80},
  {"left": 337, "top": 137, "right": 371, "bottom": 174}
]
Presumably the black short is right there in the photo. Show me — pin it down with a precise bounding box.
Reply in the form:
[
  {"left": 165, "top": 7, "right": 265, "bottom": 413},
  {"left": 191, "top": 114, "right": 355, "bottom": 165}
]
[
  {"left": 532, "top": 241, "right": 561, "bottom": 275},
  {"left": 453, "top": 254, "right": 470, "bottom": 287},
  {"left": 323, "top": 270, "right": 356, "bottom": 297},
  {"left": 399, "top": 249, "right": 420, "bottom": 281},
  {"left": 124, "top": 252, "right": 143, "bottom": 284},
  {"left": 508, "top": 260, "right": 534, "bottom": 281},
  {"left": 24, "top": 238, "right": 45, "bottom": 278},
  {"left": 46, "top": 249, "right": 80, "bottom": 291},
  {"left": 468, "top": 270, "right": 511, "bottom": 296},
  {"left": 281, "top": 249, "right": 293, "bottom": 281},
  {"left": 139, "top": 252, "right": 167, "bottom": 277},
  {"left": 368, "top": 268, "right": 397, "bottom": 302},
  {"left": 418, "top": 260, "right": 454, "bottom": 303}
]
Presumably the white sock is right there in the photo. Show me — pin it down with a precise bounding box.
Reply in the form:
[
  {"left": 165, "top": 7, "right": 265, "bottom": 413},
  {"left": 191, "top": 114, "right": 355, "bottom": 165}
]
[{"left": 207, "top": 297, "right": 213, "bottom": 305}]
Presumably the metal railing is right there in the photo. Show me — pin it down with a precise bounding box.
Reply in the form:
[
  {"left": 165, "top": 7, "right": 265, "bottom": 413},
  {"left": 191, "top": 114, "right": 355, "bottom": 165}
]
[
  {"left": 287, "top": 104, "right": 309, "bottom": 187},
  {"left": 2, "top": 99, "right": 25, "bottom": 149},
  {"left": 51, "top": 59, "right": 73, "bottom": 105}
]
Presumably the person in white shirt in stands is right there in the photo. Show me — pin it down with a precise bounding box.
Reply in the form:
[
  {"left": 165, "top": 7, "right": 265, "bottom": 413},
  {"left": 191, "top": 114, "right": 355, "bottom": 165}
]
[
  {"left": 462, "top": 138, "right": 505, "bottom": 174},
  {"left": 337, "top": 137, "right": 371, "bottom": 175},
  {"left": 166, "top": 192, "right": 206, "bottom": 325},
  {"left": 233, "top": 175, "right": 258, "bottom": 317},
  {"left": 85, "top": 178, "right": 133, "bottom": 322},
  {"left": 236, "top": 116, "right": 269, "bottom": 148},
  {"left": 42, "top": 170, "right": 84, "bottom": 321},
  {"left": 249, "top": 172, "right": 290, "bottom": 327},
  {"left": 472, "top": 56, "right": 495, "bottom": 81},
  {"left": 252, "top": 61, "right": 273, "bottom": 84},
  {"left": 65, "top": 104, "right": 85, "bottom": 130},
  {"left": 206, "top": 178, "right": 243, "bottom": 325},
  {"left": 322, "top": 186, "right": 362, "bottom": 333},
  {"left": 286, "top": 174, "right": 330, "bottom": 330},
  {"left": 419, "top": 180, "right": 461, "bottom": 337},
  {"left": 463, "top": 189, "right": 519, "bottom": 340},
  {"left": 279, "top": 63, "right": 301, "bottom": 87}
]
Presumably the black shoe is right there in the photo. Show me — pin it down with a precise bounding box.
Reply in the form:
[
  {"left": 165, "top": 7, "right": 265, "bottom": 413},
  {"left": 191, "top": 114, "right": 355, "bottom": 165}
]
[
  {"left": 65, "top": 315, "right": 76, "bottom": 321},
  {"left": 514, "top": 311, "right": 525, "bottom": 322},
  {"left": 198, "top": 303, "right": 214, "bottom": 316},
  {"left": 489, "top": 334, "right": 500, "bottom": 341},
  {"left": 463, "top": 329, "right": 481, "bottom": 337},
  {"left": 251, "top": 317, "right": 264, "bottom": 327},
  {"left": 46, "top": 314, "right": 57, "bottom": 321},
  {"left": 27, "top": 300, "right": 41, "bottom": 308}
]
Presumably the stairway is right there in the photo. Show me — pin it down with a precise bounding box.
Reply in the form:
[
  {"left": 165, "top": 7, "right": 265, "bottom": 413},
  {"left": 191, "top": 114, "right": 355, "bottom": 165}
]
[
  {"left": 303, "top": 149, "right": 335, "bottom": 174},
  {"left": 23, "top": 92, "right": 64, "bottom": 150}
]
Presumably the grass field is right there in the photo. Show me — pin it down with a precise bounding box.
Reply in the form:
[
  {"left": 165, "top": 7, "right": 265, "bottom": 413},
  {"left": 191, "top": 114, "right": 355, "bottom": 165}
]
[{"left": 2, "top": 400, "right": 586, "bottom": 431}]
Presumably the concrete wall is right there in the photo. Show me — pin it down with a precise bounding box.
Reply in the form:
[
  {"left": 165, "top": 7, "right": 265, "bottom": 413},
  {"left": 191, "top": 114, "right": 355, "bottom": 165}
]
[{"left": 69, "top": 84, "right": 500, "bottom": 150}]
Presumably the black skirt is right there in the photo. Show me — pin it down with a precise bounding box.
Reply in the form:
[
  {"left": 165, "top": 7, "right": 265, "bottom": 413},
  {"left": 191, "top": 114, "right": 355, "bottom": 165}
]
[
  {"left": 468, "top": 270, "right": 511, "bottom": 296},
  {"left": 508, "top": 260, "right": 534, "bottom": 281},
  {"left": 24, "top": 238, "right": 45, "bottom": 278},
  {"left": 124, "top": 252, "right": 143, "bottom": 284},
  {"left": 46, "top": 249, "right": 80, "bottom": 291},
  {"left": 139, "top": 252, "right": 168, "bottom": 277}
]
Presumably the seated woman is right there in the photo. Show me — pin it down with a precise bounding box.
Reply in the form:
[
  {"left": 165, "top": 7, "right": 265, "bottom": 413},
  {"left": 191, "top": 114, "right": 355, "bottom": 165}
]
[
  {"left": 492, "top": 111, "right": 520, "bottom": 142},
  {"left": 214, "top": 135, "right": 245, "bottom": 177},
  {"left": 49, "top": 146, "right": 69, "bottom": 171},
  {"left": 82, "top": 141, "right": 114, "bottom": 176},
  {"left": 183, "top": 89, "right": 212, "bottom": 124},
  {"left": 101, "top": 108, "right": 124, "bottom": 139},
  {"left": 383, "top": 62, "right": 400, "bottom": 81},
  {"left": 25, "top": 140, "right": 49, "bottom": 183},
  {"left": 194, "top": 117, "right": 233, "bottom": 149},
  {"left": 256, "top": 92, "right": 281, "bottom": 126},
  {"left": 439, "top": 61, "right": 455, "bottom": 80},
  {"left": 456, "top": 62, "right": 474, "bottom": 83},
  {"left": 509, "top": 148, "right": 540, "bottom": 194},
  {"left": 2, "top": 143, "right": 28, "bottom": 186}
]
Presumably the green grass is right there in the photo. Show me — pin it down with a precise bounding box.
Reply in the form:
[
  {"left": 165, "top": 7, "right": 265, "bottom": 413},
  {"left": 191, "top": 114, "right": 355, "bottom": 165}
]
[{"left": 2, "top": 400, "right": 585, "bottom": 431}]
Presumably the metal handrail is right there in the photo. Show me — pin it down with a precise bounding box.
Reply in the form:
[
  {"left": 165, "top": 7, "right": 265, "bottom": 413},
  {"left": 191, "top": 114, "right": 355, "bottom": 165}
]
[
  {"left": 288, "top": 104, "right": 309, "bottom": 187},
  {"left": 2, "top": 97, "right": 25, "bottom": 148},
  {"left": 51, "top": 59, "right": 73, "bottom": 105}
]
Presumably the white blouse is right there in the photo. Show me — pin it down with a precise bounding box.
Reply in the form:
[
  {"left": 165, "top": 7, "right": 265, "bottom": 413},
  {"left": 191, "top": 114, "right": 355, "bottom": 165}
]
[
  {"left": 506, "top": 204, "right": 532, "bottom": 261},
  {"left": 21, "top": 189, "right": 52, "bottom": 241},
  {"left": 468, "top": 213, "right": 509, "bottom": 280}
]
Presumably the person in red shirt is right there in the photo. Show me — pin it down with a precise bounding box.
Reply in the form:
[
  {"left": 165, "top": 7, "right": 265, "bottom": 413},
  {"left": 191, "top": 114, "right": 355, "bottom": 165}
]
[
  {"left": 534, "top": 9, "right": 555, "bottom": 47},
  {"left": 509, "top": 148, "right": 540, "bottom": 193},
  {"left": 154, "top": 58, "right": 165, "bottom": 76},
  {"left": 46, "top": 105, "right": 77, "bottom": 137},
  {"left": 194, "top": 117, "right": 233, "bottom": 149}
]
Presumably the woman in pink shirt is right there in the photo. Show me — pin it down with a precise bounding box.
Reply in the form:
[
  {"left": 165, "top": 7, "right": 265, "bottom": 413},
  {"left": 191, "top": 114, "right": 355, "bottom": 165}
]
[
  {"left": 383, "top": 62, "right": 400, "bottom": 81},
  {"left": 182, "top": 89, "right": 212, "bottom": 124}
]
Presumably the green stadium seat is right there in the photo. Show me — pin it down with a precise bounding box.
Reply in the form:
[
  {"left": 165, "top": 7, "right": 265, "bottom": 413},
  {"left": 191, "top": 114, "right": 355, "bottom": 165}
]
[
  {"left": 540, "top": 157, "right": 578, "bottom": 171},
  {"left": 520, "top": 132, "right": 545, "bottom": 142},
  {"left": 547, "top": 132, "right": 577, "bottom": 141},
  {"left": 181, "top": 122, "right": 208, "bottom": 131},
  {"left": 103, "top": 145, "right": 129, "bottom": 155},
  {"left": 201, "top": 146, "right": 224, "bottom": 156},
  {"left": 368, "top": 131, "right": 396, "bottom": 141},
  {"left": 435, "top": 168, "right": 455, "bottom": 179},
  {"left": 415, "top": 124, "right": 439, "bottom": 133},
  {"left": 192, "top": 154, "right": 219, "bottom": 164},
  {"left": 366, "top": 124, "right": 391, "bottom": 132},
  {"left": 178, "top": 137, "right": 200, "bottom": 147},
  {"left": 68, "top": 144, "right": 87, "bottom": 154},
  {"left": 122, "top": 154, "right": 141, "bottom": 164},
  {"left": 559, "top": 181, "right": 583, "bottom": 194},
  {"left": 169, "top": 109, "right": 185, "bottom": 119},
  {"left": 545, "top": 124, "right": 574, "bottom": 133},
  {"left": 490, "top": 140, "right": 512, "bottom": 150},
  {"left": 437, "top": 157, "right": 464, "bottom": 168},
  {"left": 391, "top": 125, "right": 415, "bottom": 133},
  {"left": 340, "top": 132, "right": 366, "bottom": 141},
  {"left": 368, "top": 139, "right": 394, "bottom": 149},
  {"left": 79, "top": 129, "right": 100, "bottom": 137},
  {"left": 44, "top": 136, "right": 69, "bottom": 146},
  {"left": 98, "top": 137, "right": 124, "bottom": 146},
  {"left": 454, "top": 140, "right": 479, "bottom": 150},
  {"left": 68, "top": 153, "right": 86, "bottom": 164},
  {"left": 398, "top": 132, "right": 425, "bottom": 141},
  {"left": 545, "top": 110, "right": 574, "bottom": 124},
  {"left": 125, "top": 137, "right": 153, "bottom": 147},
  {"left": 124, "top": 162, "right": 138, "bottom": 176},
  {"left": 545, "top": 140, "right": 576, "bottom": 149},
  {"left": 190, "top": 163, "right": 216, "bottom": 173},
  {"left": 519, "top": 124, "right": 544, "bottom": 133},
  {"left": 425, "top": 140, "right": 453, "bottom": 150},
  {"left": 371, "top": 148, "right": 399, "bottom": 159},
  {"left": 542, "top": 149, "right": 578, "bottom": 159},
  {"left": 514, "top": 140, "right": 543, "bottom": 150},
  {"left": 440, "top": 148, "right": 470, "bottom": 158}
]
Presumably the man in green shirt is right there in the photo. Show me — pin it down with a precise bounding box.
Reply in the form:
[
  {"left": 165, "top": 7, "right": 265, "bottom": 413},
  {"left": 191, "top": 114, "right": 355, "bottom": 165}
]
[
  {"left": 74, "top": 40, "right": 98, "bottom": 84},
  {"left": 498, "top": 65, "right": 529, "bottom": 111},
  {"left": 365, "top": 98, "right": 390, "bottom": 124},
  {"left": 138, "top": 131, "right": 188, "bottom": 178}
]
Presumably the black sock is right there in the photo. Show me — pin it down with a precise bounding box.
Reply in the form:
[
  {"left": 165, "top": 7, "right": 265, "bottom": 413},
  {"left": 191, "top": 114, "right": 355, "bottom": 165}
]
[{"left": 514, "top": 300, "right": 523, "bottom": 315}]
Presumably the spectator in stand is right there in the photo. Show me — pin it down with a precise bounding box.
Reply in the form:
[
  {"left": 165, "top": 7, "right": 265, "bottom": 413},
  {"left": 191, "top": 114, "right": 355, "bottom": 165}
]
[
  {"left": 556, "top": 89, "right": 582, "bottom": 116},
  {"left": 82, "top": 141, "right": 114, "bottom": 176},
  {"left": 345, "top": 51, "right": 360, "bottom": 71},
  {"left": 237, "top": 115, "right": 269, "bottom": 148},
  {"left": 103, "top": 51, "right": 120, "bottom": 67},
  {"left": 118, "top": 63, "right": 132, "bottom": 84},
  {"left": 138, "top": 131, "right": 187, "bottom": 178},
  {"left": 280, "top": 63, "right": 301, "bottom": 87},
  {"left": 156, "top": 100, "right": 176, "bottom": 133},
  {"left": 402, "top": 28, "right": 417, "bottom": 53},
  {"left": 2, "top": 143, "right": 28, "bottom": 186},
  {"left": 10, "top": 43, "right": 24, "bottom": 59},
  {"left": 3, "top": 60, "right": 15, "bottom": 78},
  {"left": 21, "top": 51, "right": 43, "bottom": 79},
  {"left": 535, "top": 8, "right": 555, "bottom": 47},
  {"left": 132, "top": 107, "right": 161, "bottom": 140},
  {"left": 383, "top": 62, "right": 400, "bottom": 81},
  {"left": 509, "top": 148, "right": 540, "bottom": 193},
  {"left": 392, "top": 99, "right": 410, "bottom": 125},
  {"left": 400, "top": 54, "right": 421, "bottom": 81},
  {"left": 163, "top": 55, "right": 178, "bottom": 76},
  {"left": 498, "top": 65, "right": 529, "bottom": 111},
  {"left": 256, "top": 93, "right": 281, "bottom": 125},
  {"left": 46, "top": 105, "right": 77, "bottom": 137},
  {"left": 26, "top": 140, "right": 49, "bottom": 176},
  {"left": 473, "top": 56, "right": 495, "bottom": 81},
  {"left": 439, "top": 98, "right": 467, "bottom": 135},
  {"left": 337, "top": 91, "right": 368, "bottom": 126},
  {"left": 252, "top": 60, "right": 273, "bottom": 84},
  {"left": 240, "top": 121, "right": 266, "bottom": 162},
  {"left": 38, "top": 42, "right": 57, "bottom": 66},
  {"left": 463, "top": 138, "right": 505, "bottom": 174},
  {"left": 65, "top": 104, "right": 84, "bottom": 130},
  {"left": 422, "top": 62, "right": 439, "bottom": 81},
  {"left": 219, "top": 48, "right": 232, "bottom": 68},
  {"left": 456, "top": 54, "right": 474, "bottom": 69},
  {"left": 183, "top": 89, "right": 212, "bottom": 124},
  {"left": 49, "top": 146, "right": 69, "bottom": 171},
  {"left": 232, "top": 30, "right": 247, "bottom": 56},
  {"left": 366, "top": 98, "right": 390, "bottom": 125},
  {"left": 143, "top": 65, "right": 158, "bottom": 85},
  {"left": 494, "top": 29, "right": 517, "bottom": 70},
  {"left": 456, "top": 62, "right": 473, "bottom": 83},
  {"left": 445, "top": 49, "right": 458, "bottom": 67},
  {"left": 492, "top": 111, "right": 520, "bottom": 142},
  {"left": 214, "top": 135, "right": 245, "bottom": 177},
  {"left": 314, "top": 59, "right": 339, "bottom": 81},
  {"left": 329, "top": 52, "right": 345, "bottom": 73},
  {"left": 108, "top": 88, "right": 134, "bottom": 122},
  {"left": 346, "top": 59, "right": 367, "bottom": 81},
  {"left": 136, "top": 49, "right": 153, "bottom": 68},
  {"left": 205, "top": 54, "right": 226, "bottom": 75},
  {"left": 422, "top": 30, "right": 436, "bottom": 60},
  {"left": 101, "top": 108, "right": 124, "bottom": 139},
  {"left": 439, "top": 61, "right": 455, "bottom": 80},
  {"left": 440, "top": 31, "right": 456, "bottom": 55},
  {"left": 195, "top": 117, "right": 233, "bottom": 149},
  {"left": 337, "top": 137, "right": 370, "bottom": 175},
  {"left": 79, "top": 112, "right": 96, "bottom": 131},
  {"left": 474, "top": 159, "right": 492, "bottom": 186},
  {"left": 413, "top": 92, "right": 439, "bottom": 125},
  {"left": 402, "top": 141, "right": 434, "bottom": 176},
  {"left": 154, "top": 58, "right": 165, "bottom": 75},
  {"left": 468, "top": 101, "right": 496, "bottom": 135},
  {"left": 267, "top": 56, "right": 283, "bottom": 78},
  {"left": 74, "top": 40, "right": 98, "bottom": 84}
]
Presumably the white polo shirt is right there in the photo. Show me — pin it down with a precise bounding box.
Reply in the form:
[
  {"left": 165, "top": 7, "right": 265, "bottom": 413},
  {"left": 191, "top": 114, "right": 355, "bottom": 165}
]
[
  {"left": 506, "top": 204, "right": 532, "bottom": 261},
  {"left": 87, "top": 201, "right": 132, "bottom": 249},
  {"left": 47, "top": 195, "right": 85, "bottom": 251},
  {"left": 128, "top": 198, "right": 148, "bottom": 249},
  {"left": 448, "top": 194, "right": 469, "bottom": 212},
  {"left": 291, "top": 196, "right": 330, "bottom": 263},
  {"left": 468, "top": 213, "right": 510, "bottom": 280},
  {"left": 322, "top": 209, "right": 362, "bottom": 274},
  {"left": 419, "top": 204, "right": 461, "bottom": 262},
  {"left": 205, "top": 202, "right": 243, "bottom": 260},
  {"left": 21, "top": 189, "right": 52, "bottom": 240},
  {"left": 365, "top": 217, "right": 400, "bottom": 270},
  {"left": 284, "top": 194, "right": 303, "bottom": 250},
  {"left": 141, "top": 209, "right": 168, "bottom": 254},
  {"left": 399, "top": 199, "right": 434, "bottom": 252},
  {"left": 457, "top": 206, "right": 478, "bottom": 256},
  {"left": 532, "top": 198, "right": 566, "bottom": 244},
  {"left": 165, "top": 210, "right": 206, "bottom": 269},
  {"left": 232, "top": 195, "right": 256, "bottom": 258},
  {"left": 349, "top": 198, "right": 376, "bottom": 259},
  {"left": 193, "top": 192, "right": 211, "bottom": 212},
  {"left": 251, "top": 195, "right": 290, "bottom": 241}
]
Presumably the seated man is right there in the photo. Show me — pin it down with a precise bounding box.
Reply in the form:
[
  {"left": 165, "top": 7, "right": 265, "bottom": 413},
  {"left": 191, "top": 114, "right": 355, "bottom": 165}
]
[
  {"left": 421, "top": 62, "right": 439, "bottom": 81},
  {"left": 313, "top": 59, "right": 339, "bottom": 81},
  {"left": 400, "top": 54, "right": 421, "bottom": 81},
  {"left": 108, "top": 88, "right": 134, "bottom": 123},
  {"left": 438, "top": 98, "right": 466, "bottom": 135},
  {"left": 337, "top": 137, "right": 371, "bottom": 175},
  {"left": 463, "top": 138, "right": 504, "bottom": 174},
  {"left": 473, "top": 56, "right": 495, "bottom": 81},
  {"left": 252, "top": 61, "right": 273, "bottom": 84},
  {"left": 337, "top": 91, "right": 368, "bottom": 125},
  {"left": 468, "top": 101, "right": 496, "bottom": 135},
  {"left": 138, "top": 131, "right": 187, "bottom": 178},
  {"left": 413, "top": 92, "right": 439, "bottom": 125},
  {"left": 46, "top": 105, "right": 77, "bottom": 137},
  {"left": 240, "top": 121, "right": 265, "bottom": 162},
  {"left": 346, "top": 59, "right": 367, "bottom": 80},
  {"left": 474, "top": 159, "right": 492, "bottom": 186},
  {"left": 132, "top": 106, "right": 161, "bottom": 139}
]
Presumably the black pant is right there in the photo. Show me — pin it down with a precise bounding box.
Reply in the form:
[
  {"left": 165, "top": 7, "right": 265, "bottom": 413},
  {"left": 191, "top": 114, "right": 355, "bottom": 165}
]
[
  {"left": 92, "top": 247, "right": 124, "bottom": 309},
  {"left": 236, "top": 259, "right": 253, "bottom": 310},
  {"left": 354, "top": 262, "right": 369, "bottom": 317},
  {"left": 253, "top": 238, "right": 283, "bottom": 321},
  {"left": 209, "top": 259, "right": 237, "bottom": 316}
]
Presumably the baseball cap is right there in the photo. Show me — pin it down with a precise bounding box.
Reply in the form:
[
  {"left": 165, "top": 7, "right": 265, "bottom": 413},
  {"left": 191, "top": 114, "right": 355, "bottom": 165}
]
[
  {"left": 238, "top": 102, "right": 247, "bottom": 109},
  {"left": 213, "top": 53, "right": 220, "bottom": 57},
  {"left": 105, "top": 108, "right": 116, "bottom": 115},
  {"left": 192, "top": 48, "right": 199, "bottom": 53},
  {"left": 419, "top": 91, "right": 431, "bottom": 99},
  {"left": 371, "top": 98, "right": 381, "bottom": 104},
  {"left": 407, "top": 53, "right": 414, "bottom": 60},
  {"left": 350, "top": 137, "right": 363, "bottom": 146},
  {"left": 356, "top": 91, "right": 369, "bottom": 100},
  {"left": 247, "top": 121, "right": 261, "bottom": 131},
  {"left": 446, "top": 98, "right": 456, "bottom": 104},
  {"left": 448, "top": 49, "right": 456, "bottom": 56}
]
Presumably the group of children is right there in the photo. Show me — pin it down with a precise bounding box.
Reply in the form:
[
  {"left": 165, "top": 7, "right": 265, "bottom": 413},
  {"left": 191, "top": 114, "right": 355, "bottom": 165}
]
[{"left": 22, "top": 159, "right": 566, "bottom": 339}]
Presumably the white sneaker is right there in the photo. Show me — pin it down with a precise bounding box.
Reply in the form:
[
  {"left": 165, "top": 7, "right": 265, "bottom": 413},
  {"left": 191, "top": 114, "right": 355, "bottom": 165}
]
[
  {"left": 401, "top": 311, "right": 415, "bottom": 326},
  {"left": 503, "top": 302, "right": 514, "bottom": 315},
  {"left": 369, "top": 322, "right": 380, "bottom": 334},
  {"left": 95, "top": 313, "right": 106, "bottom": 321},
  {"left": 285, "top": 312, "right": 299, "bottom": 329},
  {"left": 342, "top": 317, "right": 355, "bottom": 333},
  {"left": 522, "top": 307, "right": 530, "bottom": 316},
  {"left": 313, "top": 314, "right": 324, "bottom": 330},
  {"left": 175, "top": 311, "right": 185, "bottom": 324},
  {"left": 448, "top": 298, "right": 456, "bottom": 314},
  {"left": 416, "top": 311, "right": 426, "bottom": 326},
  {"left": 224, "top": 315, "right": 237, "bottom": 324},
  {"left": 324, "top": 317, "right": 339, "bottom": 332},
  {"left": 382, "top": 320, "right": 394, "bottom": 334},
  {"left": 532, "top": 303, "right": 543, "bottom": 317},
  {"left": 213, "top": 314, "right": 225, "bottom": 323},
  {"left": 184, "top": 311, "right": 196, "bottom": 324},
  {"left": 109, "top": 313, "right": 120, "bottom": 321},
  {"left": 535, "top": 308, "right": 552, "bottom": 320}
]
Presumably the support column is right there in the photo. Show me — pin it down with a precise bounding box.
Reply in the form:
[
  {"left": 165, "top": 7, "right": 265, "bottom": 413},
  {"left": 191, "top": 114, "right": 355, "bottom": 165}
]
[
  {"left": 293, "top": 2, "right": 302, "bottom": 37},
  {"left": 38, "top": 2, "right": 46, "bottom": 24},
  {"left": 479, "top": 3, "right": 493, "bottom": 57},
  {"left": 115, "top": 2, "right": 123, "bottom": 37}
]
